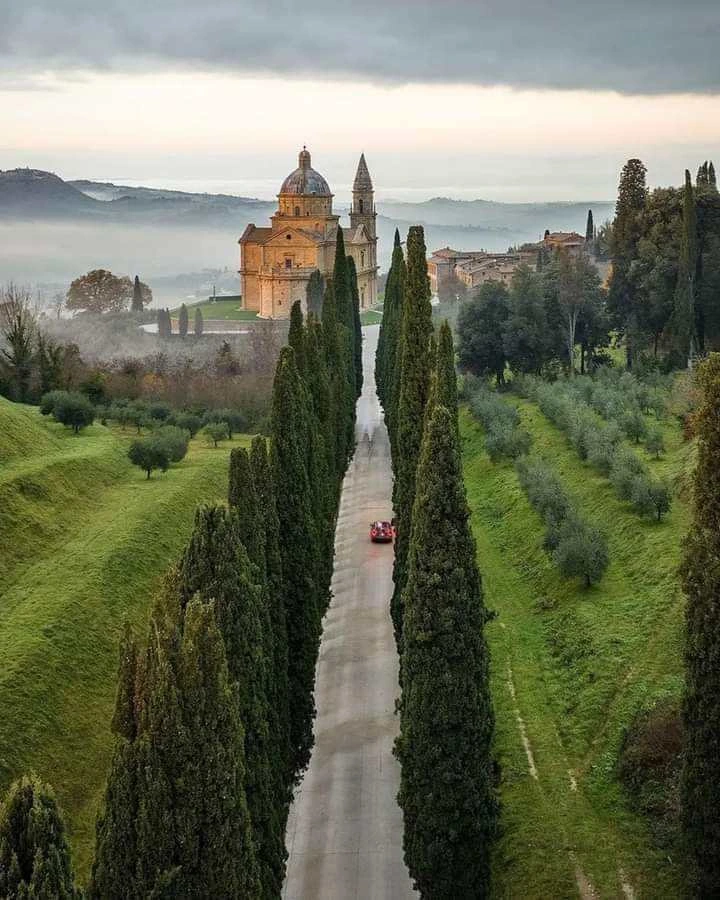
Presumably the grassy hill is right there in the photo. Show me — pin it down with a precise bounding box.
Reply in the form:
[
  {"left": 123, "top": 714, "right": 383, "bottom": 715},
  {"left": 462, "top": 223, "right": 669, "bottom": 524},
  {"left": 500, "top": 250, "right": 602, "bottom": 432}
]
[
  {"left": 461, "top": 397, "right": 689, "bottom": 898},
  {"left": 0, "top": 397, "right": 250, "bottom": 883}
]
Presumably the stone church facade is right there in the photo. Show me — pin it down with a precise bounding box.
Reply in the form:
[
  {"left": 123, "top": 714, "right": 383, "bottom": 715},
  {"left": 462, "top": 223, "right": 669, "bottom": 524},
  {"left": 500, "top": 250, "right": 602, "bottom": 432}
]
[{"left": 239, "top": 148, "right": 378, "bottom": 318}]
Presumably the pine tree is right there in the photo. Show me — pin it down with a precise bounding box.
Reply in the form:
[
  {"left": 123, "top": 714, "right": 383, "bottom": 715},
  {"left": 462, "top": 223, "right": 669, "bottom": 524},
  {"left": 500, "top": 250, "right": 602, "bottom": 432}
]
[
  {"left": 672, "top": 169, "right": 697, "bottom": 363},
  {"left": 347, "top": 254, "right": 363, "bottom": 398},
  {"left": 395, "top": 404, "right": 497, "bottom": 897},
  {"left": 391, "top": 225, "right": 433, "bottom": 646},
  {"left": 194, "top": 306, "right": 204, "bottom": 337},
  {"left": 585, "top": 209, "right": 594, "bottom": 244},
  {"left": 608, "top": 158, "right": 648, "bottom": 367},
  {"left": 131, "top": 275, "right": 143, "bottom": 313},
  {"left": 270, "top": 346, "right": 321, "bottom": 778},
  {"left": 0, "top": 775, "right": 79, "bottom": 898},
  {"left": 306, "top": 268, "right": 324, "bottom": 318},
  {"left": 681, "top": 354, "right": 720, "bottom": 893},
  {"left": 178, "top": 303, "right": 189, "bottom": 338},
  {"left": 91, "top": 583, "right": 259, "bottom": 898},
  {"left": 178, "top": 505, "right": 285, "bottom": 897}
]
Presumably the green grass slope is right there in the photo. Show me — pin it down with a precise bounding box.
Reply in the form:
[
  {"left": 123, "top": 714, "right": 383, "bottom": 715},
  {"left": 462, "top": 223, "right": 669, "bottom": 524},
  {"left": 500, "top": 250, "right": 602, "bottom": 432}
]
[
  {"left": 461, "top": 399, "right": 688, "bottom": 898},
  {"left": 0, "top": 397, "right": 250, "bottom": 882}
]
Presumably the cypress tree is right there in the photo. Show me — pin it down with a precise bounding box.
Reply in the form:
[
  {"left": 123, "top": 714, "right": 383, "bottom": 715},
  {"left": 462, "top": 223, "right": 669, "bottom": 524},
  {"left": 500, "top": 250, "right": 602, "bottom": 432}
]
[
  {"left": 270, "top": 347, "right": 321, "bottom": 778},
  {"left": 0, "top": 775, "right": 79, "bottom": 899},
  {"left": 178, "top": 505, "right": 285, "bottom": 898},
  {"left": 709, "top": 161, "right": 717, "bottom": 190},
  {"left": 347, "top": 254, "right": 364, "bottom": 399},
  {"left": 434, "top": 320, "right": 458, "bottom": 418},
  {"left": 387, "top": 236, "right": 409, "bottom": 460},
  {"left": 376, "top": 229, "right": 400, "bottom": 409},
  {"left": 194, "top": 306, "right": 204, "bottom": 337},
  {"left": 333, "top": 226, "right": 352, "bottom": 331},
  {"left": 672, "top": 169, "right": 697, "bottom": 364},
  {"left": 250, "top": 435, "right": 292, "bottom": 796},
  {"left": 288, "top": 299, "right": 307, "bottom": 377},
  {"left": 585, "top": 208, "right": 594, "bottom": 244},
  {"left": 306, "top": 268, "right": 324, "bottom": 318},
  {"left": 131, "top": 275, "right": 143, "bottom": 313},
  {"left": 178, "top": 303, "right": 188, "bottom": 338},
  {"left": 681, "top": 353, "right": 720, "bottom": 893},
  {"left": 391, "top": 225, "right": 433, "bottom": 646},
  {"left": 608, "top": 158, "right": 647, "bottom": 368},
  {"left": 395, "top": 404, "right": 497, "bottom": 898},
  {"left": 91, "top": 582, "right": 259, "bottom": 898}
]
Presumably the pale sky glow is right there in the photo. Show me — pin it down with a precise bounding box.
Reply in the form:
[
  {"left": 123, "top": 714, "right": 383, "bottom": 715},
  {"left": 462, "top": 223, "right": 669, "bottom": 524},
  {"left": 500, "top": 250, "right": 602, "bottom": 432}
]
[{"left": 2, "top": 70, "right": 719, "bottom": 201}]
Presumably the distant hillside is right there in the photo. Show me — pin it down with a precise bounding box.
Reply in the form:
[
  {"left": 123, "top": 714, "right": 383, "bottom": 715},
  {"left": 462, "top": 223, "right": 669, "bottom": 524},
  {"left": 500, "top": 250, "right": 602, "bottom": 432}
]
[
  {"left": 0, "top": 168, "right": 616, "bottom": 281},
  {"left": 0, "top": 169, "right": 100, "bottom": 217},
  {"left": 379, "top": 196, "right": 616, "bottom": 239}
]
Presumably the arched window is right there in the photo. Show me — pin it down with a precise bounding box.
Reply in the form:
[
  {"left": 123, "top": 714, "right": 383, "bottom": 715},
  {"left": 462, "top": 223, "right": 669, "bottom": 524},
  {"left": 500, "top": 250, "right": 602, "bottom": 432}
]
[
  {"left": 360, "top": 250, "right": 365, "bottom": 268},
  {"left": 359, "top": 198, "right": 364, "bottom": 213},
  {"left": 294, "top": 206, "right": 300, "bottom": 217}
]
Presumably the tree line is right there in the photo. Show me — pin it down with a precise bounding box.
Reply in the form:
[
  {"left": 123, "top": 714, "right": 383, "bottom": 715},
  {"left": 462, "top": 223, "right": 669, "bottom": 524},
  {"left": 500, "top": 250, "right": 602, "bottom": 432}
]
[
  {"left": 0, "top": 228, "right": 363, "bottom": 897},
  {"left": 376, "top": 227, "right": 498, "bottom": 897}
]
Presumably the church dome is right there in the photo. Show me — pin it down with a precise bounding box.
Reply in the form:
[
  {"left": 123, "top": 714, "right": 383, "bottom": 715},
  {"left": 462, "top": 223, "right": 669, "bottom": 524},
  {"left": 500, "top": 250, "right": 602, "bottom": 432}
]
[{"left": 280, "top": 147, "right": 331, "bottom": 196}]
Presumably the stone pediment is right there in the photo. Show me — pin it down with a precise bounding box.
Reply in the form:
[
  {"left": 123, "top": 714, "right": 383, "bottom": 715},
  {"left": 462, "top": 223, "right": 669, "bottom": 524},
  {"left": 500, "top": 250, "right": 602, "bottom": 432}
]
[{"left": 263, "top": 226, "right": 324, "bottom": 247}]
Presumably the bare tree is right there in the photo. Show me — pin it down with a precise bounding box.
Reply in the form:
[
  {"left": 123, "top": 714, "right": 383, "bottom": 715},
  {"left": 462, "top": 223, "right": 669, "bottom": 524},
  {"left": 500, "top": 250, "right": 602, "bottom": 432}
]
[{"left": 0, "top": 284, "right": 37, "bottom": 402}]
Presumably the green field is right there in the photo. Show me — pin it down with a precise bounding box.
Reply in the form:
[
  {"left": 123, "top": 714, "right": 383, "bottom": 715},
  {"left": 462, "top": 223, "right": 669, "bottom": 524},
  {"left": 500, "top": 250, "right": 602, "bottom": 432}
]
[
  {"left": 0, "top": 397, "right": 251, "bottom": 883},
  {"left": 360, "top": 309, "right": 383, "bottom": 326},
  {"left": 461, "top": 395, "right": 689, "bottom": 897},
  {"left": 175, "top": 298, "right": 258, "bottom": 321}
]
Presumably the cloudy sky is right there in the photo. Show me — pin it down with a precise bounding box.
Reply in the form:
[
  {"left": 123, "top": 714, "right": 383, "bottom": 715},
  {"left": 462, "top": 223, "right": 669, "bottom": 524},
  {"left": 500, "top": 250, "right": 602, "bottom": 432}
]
[{"left": 2, "top": 0, "right": 719, "bottom": 201}]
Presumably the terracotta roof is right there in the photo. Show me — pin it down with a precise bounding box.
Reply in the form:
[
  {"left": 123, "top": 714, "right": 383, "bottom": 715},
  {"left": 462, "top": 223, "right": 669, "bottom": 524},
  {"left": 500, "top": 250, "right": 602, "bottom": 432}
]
[
  {"left": 239, "top": 224, "right": 273, "bottom": 243},
  {"left": 544, "top": 231, "right": 584, "bottom": 243}
]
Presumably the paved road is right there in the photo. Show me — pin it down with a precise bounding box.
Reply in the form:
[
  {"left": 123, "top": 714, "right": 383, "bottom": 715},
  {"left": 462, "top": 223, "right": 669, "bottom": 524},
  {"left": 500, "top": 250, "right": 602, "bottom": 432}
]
[{"left": 283, "top": 325, "right": 416, "bottom": 899}]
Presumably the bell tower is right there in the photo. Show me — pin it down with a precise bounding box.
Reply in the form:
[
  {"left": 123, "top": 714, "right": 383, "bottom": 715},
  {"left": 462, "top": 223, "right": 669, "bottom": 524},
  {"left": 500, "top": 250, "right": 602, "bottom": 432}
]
[{"left": 350, "top": 153, "right": 376, "bottom": 241}]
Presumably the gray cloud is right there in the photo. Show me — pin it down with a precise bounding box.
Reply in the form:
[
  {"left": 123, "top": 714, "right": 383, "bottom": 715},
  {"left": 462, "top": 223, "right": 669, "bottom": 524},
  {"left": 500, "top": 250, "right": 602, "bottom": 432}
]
[{"left": 2, "top": 0, "right": 719, "bottom": 94}]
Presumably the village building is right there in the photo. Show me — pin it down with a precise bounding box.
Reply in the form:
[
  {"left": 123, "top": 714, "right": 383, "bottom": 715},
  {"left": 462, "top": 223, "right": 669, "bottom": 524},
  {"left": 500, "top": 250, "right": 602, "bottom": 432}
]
[
  {"left": 239, "top": 148, "right": 378, "bottom": 318},
  {"left": 542, "top": 230, "right": 586, "bottom": 255},
  {"left": 427, "top": 247, "right": 536, "bottom": 296}
]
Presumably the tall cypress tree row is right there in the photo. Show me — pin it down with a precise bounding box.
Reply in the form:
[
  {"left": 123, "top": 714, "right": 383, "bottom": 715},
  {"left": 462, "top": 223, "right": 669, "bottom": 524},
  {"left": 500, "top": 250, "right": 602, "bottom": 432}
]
[
  {"left": 91, "top": 584, "right": 259, "bottom": 899},
  {"left": 395, "top": 403, "right": 497, "bottom": 898},
  {"left": 0, "top": 775, "right": 79, "bottom": 898},
  {"left": 681, "top": 353, "right": 720, "bottom": 893},
  {"left": 288, "top": 299, "right": 308, "bottom": 377},
  {"left": 376, "top": 228, "right": 401, "bottom": 409},
  {"left": 388, "top": 235, "right": 409, "bottom": 461},
  {"left": 672, "top": 169, "right": 698, "bottom": 364},
  {"left": 178, "top": 504, "right": 285, "bottom": 898},
  {"left": 391, "top": 225, "right": 433, "bottom": 646},
  {"left": 270, "top": 346, "right": 321, "bottom": 778},
  {"left": 347, "top": 254, "right": 363, "bottom": 399},
  {"left": 306, "top": 268, "right": 325, "bottom": 318}
]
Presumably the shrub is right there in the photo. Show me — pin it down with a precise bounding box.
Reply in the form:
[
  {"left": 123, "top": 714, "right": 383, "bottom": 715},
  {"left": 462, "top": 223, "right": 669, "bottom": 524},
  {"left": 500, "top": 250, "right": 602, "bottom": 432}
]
[
  {"left": 128, "top": 437, "right": 169, "bottom": 479},
  {"left": 153, "top": 425, "right": 190, "bottom": 463},
  {"left": 147, "top": 402, "right": 172, "bottom": 422},
  {"left": 203, "top": 422, "right": 229, "bottom": 447},
  {"left": 171, "top": 412, "right": 203, "bottom": 437},
  {"left": 631, "top": 478, "right": 672, "bottom": 521},
  {"left": 52, "top": 392, "right": 95, "bottom": 433},
  {"left": 39, "top": 389, "right": 68, "bottom": 416},
  {"left": 646, "top": 428, "right": 665, "bottom": 458},
  {"left": 622, "top": 407, "right": 648, "bottom": 444},
  {"left": 618, "top": 699, "right": 682, "bottom": 849},
  {"left": 553, "top": 515, "right": 609, "bottom": 587}
]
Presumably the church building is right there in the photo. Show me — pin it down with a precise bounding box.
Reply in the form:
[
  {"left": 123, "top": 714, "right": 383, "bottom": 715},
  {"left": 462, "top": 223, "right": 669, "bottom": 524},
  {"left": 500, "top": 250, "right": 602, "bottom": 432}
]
[{"left": 239, "top": 148, "right": 378, "bottom": 318}]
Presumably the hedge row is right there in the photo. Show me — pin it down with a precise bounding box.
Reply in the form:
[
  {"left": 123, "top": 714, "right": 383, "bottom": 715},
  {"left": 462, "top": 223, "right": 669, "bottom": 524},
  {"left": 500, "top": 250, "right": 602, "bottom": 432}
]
[
  {"left": 513, "top": 377, "right": 671, "bottom": 521},
  {"left": 515, "top": 455, "right": 609, "bottom": 587}
]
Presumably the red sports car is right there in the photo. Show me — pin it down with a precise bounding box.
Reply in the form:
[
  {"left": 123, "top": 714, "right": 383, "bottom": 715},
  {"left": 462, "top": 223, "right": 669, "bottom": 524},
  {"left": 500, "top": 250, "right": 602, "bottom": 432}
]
[{"left": 370, "top": 520, "right": 394, "bottom": 543}]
